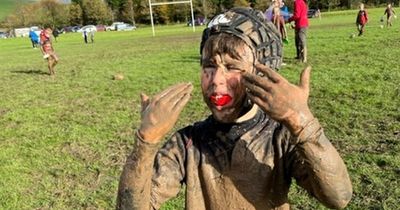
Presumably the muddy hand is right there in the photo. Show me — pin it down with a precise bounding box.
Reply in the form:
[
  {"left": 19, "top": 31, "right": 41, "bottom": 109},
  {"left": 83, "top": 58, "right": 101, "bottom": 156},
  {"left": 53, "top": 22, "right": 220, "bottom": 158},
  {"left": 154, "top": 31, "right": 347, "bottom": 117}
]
[
  {"left": 138, "top": 83, "right": 193, "bottom": 143},
  {"left": 242, "top": 64, "right": 313, "bottom": 135}
]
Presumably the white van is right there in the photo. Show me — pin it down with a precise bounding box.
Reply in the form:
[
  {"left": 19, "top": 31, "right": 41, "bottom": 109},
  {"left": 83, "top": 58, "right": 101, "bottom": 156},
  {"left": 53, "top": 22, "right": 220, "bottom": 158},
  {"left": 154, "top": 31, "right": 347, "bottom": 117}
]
[
  {"left": 106, "top": 22, "right": 124, "bottom": 31},
  {"left": 116, "top": 23, "right": 136, "bottom": 31}
]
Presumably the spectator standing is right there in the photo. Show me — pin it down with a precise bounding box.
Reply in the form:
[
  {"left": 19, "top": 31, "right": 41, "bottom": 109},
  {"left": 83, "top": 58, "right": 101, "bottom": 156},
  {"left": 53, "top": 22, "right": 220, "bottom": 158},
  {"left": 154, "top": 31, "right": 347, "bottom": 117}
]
[
  {"left": 316, "top": 9, "right": 322, "bottom": 20},
  {"left": 272, "top": 0, "right": 288, "bottom": 44},
  {"left": 89, "top": 29, "right": 95, "bottom": 43},
  {"left": 29, "top": 29, "right": 39, "bottom": 48},
  {"left": 288, "top": 0, "right": 309, "bottom": 63},
  {"left": 52, "top": 28, "right": 59, "bottom": 42},
  {"left": 83, "top": 30, "right": 88, "bottom": 44}
]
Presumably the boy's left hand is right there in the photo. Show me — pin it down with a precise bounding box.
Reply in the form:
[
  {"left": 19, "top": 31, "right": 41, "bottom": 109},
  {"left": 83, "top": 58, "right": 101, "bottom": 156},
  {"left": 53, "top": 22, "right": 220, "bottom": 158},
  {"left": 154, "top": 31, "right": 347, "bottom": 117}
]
[{"left": 242, "top": 64, "right": 314, "bottom": 135}]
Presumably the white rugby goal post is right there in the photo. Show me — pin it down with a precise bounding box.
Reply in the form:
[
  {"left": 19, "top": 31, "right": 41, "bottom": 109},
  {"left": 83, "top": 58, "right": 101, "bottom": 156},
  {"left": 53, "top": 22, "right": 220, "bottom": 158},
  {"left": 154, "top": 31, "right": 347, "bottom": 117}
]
[{"left": 148, "top": 0, "right": 195, "bottom": 36}]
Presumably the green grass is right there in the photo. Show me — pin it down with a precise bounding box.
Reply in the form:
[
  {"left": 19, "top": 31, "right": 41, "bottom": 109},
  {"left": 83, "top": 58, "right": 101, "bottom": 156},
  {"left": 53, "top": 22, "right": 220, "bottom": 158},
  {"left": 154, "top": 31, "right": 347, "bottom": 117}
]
[{"left": 0, "top": 8, "right": 399, "bottom": 209}]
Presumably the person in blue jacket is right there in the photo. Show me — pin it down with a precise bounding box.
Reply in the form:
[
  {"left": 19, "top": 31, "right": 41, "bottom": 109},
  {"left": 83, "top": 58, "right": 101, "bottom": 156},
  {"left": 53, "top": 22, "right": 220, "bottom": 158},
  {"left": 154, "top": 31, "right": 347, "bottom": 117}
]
[{"left": 29, "top": 29, "right": 40, "bottom": 48}]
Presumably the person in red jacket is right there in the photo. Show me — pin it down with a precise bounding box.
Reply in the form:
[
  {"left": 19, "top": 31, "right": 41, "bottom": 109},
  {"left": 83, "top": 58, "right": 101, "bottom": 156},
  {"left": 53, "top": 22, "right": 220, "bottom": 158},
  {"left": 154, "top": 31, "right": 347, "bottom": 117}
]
[
  {"left": 356, "top": 3, "right": 368, "bottom": 36},
  {"left": 288, "top": 0, "right": 309, "bottom": 63}
]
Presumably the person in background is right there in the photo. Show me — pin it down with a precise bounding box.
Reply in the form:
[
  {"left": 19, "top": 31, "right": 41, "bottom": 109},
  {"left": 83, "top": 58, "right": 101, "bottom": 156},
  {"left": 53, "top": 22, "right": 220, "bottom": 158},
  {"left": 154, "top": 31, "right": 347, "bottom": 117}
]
[
  {"left": 29, "top": 29, "right": 39, "bottom": 48},
  {"left": 52, "top": 28, "right": 59, "bottom": 42},
  {"left": 280, "top": 0, "right": 290, "bottom": 21},
  {"left": 384, "top": 3, "right": 396, "bottom": 27},
  {"left": 356, "top": 3, "right": 368, "bottom": 36},
  {"left": 316, "top": 8, "right": 322, "bottom": 20},
  {"left": 89, "top": 28, "right": 95, "bottom": 43},
  {"left": 272, "top": 0, "right": 288, "bottom": 44},
  {"left": 83, "top": 30, "right": 88, "bottom": 44},
  {"left": 288, "top": 0, "right": 309, "bottom": 63},
  {"left": 117, "top": 7, "right": 352, "bottom": 210}
]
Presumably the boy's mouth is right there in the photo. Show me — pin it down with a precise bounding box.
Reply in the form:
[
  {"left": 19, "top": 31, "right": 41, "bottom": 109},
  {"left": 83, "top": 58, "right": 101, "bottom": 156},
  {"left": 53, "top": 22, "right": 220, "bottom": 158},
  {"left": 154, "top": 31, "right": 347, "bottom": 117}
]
[{"left": 210, "top": 94, "right": 232, "bottom": 106}]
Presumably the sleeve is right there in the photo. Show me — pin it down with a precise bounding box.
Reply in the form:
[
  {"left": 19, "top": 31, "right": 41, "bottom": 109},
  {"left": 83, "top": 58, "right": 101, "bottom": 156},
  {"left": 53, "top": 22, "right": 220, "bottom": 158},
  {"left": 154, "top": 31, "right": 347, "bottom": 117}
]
[
  {"left": 365, "top": 10, "right": 369, "bottom": 22},
  {"left": 285, "top": 118, "right": 353, "bottom": 209},
  {"left": 116, "top": 130, "right": 187, "bottom": 210},
  {"left": 288, "top": 1, "right": 300, "bottom": 22},
  {"left": 150, "top": 131, "right": 188, "bottom": 209}
]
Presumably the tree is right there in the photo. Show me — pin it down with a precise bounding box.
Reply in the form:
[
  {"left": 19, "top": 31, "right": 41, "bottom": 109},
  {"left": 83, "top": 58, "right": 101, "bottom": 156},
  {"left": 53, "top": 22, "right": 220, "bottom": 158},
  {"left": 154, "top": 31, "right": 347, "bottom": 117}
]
[
  {"left": 154, "top": 5, "right": 170, "bottom": 24},
  {"left": 39, "top": 0, "right": 68, "bottom": 28},
  {"left": 69, "top": 2, "right": 83, "bottom": 25},
  {"left": 81, "top": 0, "right": 112, "bottom": 24},
  {"left": 121, "top": 0, "right": 136, "bottom": 25},
  {"left": 234, "top": 0, "right": 250, "bottom": 8}
]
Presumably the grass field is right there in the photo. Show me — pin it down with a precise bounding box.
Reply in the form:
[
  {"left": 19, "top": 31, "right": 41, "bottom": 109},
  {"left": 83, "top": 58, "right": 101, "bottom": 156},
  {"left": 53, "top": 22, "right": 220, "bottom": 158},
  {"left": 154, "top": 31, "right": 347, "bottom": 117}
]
[{"left": 0, "top": 7, "right": 399, "bottom": 209}]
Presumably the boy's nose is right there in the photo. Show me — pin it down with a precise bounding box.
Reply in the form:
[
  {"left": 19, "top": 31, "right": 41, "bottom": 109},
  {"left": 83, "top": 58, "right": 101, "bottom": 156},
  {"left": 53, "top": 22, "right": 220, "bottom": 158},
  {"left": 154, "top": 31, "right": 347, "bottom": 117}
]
[{"left": 212, "top": 67, "right": 226, "bottom": 86}]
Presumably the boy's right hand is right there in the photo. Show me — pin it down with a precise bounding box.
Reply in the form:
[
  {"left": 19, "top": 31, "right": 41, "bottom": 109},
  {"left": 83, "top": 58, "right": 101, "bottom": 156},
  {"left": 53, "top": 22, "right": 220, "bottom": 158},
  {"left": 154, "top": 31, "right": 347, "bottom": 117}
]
[{"left": 138, "top": 83, "right": 193, "bottom": 144}]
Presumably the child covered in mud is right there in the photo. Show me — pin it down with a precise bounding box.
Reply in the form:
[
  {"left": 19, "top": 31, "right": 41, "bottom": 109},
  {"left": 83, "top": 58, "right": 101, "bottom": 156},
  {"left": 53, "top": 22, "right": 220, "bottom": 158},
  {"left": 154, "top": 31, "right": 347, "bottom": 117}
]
[
  {"left": 117, "top": 7, "right": 352, "bottom": 210},
  {"left": 40, "top": 27, "right": 59, "bottom": 75}
]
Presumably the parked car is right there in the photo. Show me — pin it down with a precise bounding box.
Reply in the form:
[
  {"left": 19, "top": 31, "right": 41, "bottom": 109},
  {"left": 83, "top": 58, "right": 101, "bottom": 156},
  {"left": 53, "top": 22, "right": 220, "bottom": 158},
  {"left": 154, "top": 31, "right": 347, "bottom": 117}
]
[
  {"left": 116, "top": 23, "right": 136, "bottom": 31},
  {"left": 0, "top": 32, "right": 8, "bottom": 39},
  {"left": 106, "top": 22, "right": 124, "bottom": 31},
  {"left": 307, "top": 9, "right": 318, "bottom": 18},
  {"left": 77, "top": 25, "right": 97, "bottom": 33},
  {"left": 30, "top": 26, "right": 40, "bottom": 31},
  {"left": 96, "top": 24, "right": 106, "bottom": 32},
  {"left": 64, "top": 26, "right": 81, "bottom": 33},
  {"left": 187, "top": 18, "right": 205, "bottom": 26}
]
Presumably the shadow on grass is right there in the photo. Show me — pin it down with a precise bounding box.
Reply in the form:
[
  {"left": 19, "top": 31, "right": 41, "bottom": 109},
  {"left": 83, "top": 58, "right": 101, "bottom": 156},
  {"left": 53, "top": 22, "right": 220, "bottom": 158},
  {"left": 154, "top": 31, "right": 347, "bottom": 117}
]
[{"left": 11, "top": 69, "right": 49, "bottom": 75}]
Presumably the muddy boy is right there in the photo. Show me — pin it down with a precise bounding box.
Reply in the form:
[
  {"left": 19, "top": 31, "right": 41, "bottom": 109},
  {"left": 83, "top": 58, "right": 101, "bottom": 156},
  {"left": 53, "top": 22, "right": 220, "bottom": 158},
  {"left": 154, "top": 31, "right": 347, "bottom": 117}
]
[{"left": 117, "top": 8, "right": 352, "bottom": 210}]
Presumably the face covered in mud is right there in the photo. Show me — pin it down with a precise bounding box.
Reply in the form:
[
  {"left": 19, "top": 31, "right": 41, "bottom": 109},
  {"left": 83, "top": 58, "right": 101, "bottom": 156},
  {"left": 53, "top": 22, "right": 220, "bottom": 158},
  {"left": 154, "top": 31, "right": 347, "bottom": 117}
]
[{"left": 201, "top": 33, "right": 255, "bottom": 123}]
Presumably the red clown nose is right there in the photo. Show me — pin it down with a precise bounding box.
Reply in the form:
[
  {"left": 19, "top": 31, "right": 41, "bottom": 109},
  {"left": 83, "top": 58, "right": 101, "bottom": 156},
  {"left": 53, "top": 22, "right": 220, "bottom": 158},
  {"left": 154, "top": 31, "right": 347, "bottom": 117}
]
[{"left": 210, "top": 95, "right": 232, "bottom": 106}]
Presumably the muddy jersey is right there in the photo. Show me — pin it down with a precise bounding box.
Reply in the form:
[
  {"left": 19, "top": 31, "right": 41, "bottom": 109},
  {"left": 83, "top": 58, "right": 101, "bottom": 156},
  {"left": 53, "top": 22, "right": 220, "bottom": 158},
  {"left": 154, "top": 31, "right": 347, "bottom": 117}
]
[
  {"left": 40, "top": 30, "right": 50, "bottom": 45},
  {"left": 42, "top": 41, "right": 52, "bottom": 53},
  {"left": 356, "top": 10, "right": 368, "bottom": 25},
  {"left": 384, "top": 8, "right": 395, "bottom": 18},
  {"left": 119, "top": 108, "right": 352, "bottom": 210}
]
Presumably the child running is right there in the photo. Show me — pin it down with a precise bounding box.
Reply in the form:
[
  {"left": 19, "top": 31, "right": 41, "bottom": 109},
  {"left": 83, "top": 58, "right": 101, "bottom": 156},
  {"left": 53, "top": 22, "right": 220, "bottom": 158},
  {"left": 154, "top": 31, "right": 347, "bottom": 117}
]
[{"left": 40, "top": 27, "right": 59, "bottom": 75}]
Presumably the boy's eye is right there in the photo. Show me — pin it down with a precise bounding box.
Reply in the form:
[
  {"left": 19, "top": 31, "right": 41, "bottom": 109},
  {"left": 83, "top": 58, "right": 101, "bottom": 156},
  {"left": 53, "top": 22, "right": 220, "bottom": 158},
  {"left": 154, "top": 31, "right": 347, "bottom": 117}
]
[
  {"left": 203, "top": 66, "right": 215, "bottom": 73},
  {"left": 227, "top": 66, "right": 242, "bottom": 72}
]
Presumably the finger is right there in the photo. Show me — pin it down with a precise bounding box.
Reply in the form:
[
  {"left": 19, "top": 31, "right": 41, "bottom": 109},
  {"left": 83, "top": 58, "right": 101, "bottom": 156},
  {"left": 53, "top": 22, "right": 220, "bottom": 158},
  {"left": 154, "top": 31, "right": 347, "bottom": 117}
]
[
  {"left": 243, "top": 72, "right": 274, "bottom": 91},
  {"left": 300, "top": 66, "right": 311, "bottom": 92},
  {"left": 246, "top": 92, "right": 271, "bottom": 112},
  {"left": 243, "top": 79, "right": 272, "bottom": 101},
  {"left": 140, "top": 93, "right": 150, "bottom": 112},
  {"left": 153, "top": 83, "right": 188, "bottom": 101},
  {"left": 164, "top": 83, "right": 193, "bottom": 105},
  {"left": 172, "top": 91, "right": 192, "bottom": 113},
  {"left": 255, "top": 63, "right": 282, "bottom": 83},
  {"left": 169, "top": 83, "right": 193, "bottom": 107}
]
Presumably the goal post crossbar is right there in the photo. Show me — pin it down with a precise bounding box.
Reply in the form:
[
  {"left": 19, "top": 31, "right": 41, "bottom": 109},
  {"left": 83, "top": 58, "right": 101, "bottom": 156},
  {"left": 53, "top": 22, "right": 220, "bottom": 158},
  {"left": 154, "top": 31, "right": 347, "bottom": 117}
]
[{"left": 148, "top": 0, "right": 195, "bottom": 36}]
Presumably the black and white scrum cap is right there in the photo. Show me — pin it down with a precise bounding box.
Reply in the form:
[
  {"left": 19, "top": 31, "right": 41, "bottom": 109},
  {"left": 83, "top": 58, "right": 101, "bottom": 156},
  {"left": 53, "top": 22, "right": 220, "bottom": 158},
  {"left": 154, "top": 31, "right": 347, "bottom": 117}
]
[{"left": 200, "top": 7, "right": 283, "bottom": 70}]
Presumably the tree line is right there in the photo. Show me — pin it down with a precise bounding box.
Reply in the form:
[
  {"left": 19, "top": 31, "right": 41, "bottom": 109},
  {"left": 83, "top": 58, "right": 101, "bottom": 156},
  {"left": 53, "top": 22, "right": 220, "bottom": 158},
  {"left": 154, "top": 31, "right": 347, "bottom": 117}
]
[{"left": 1, "top": 0, "right": 398, "bottom": 29}]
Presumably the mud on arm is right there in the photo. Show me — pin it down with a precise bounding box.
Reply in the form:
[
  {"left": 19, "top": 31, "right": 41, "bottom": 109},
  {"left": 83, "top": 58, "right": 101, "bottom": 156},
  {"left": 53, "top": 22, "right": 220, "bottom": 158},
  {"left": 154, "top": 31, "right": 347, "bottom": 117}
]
[
  {"left": 287, "top": 120, "right": 353, "bottom": 209},
  {"left": 117, "top": 132, "right": 187, "bottom": 210},
  {"left": 116, "top": 133, "right": 160, "bottom": 210},
  {"left": 117, "top": 83, "right": 193, "bottom": 209}
]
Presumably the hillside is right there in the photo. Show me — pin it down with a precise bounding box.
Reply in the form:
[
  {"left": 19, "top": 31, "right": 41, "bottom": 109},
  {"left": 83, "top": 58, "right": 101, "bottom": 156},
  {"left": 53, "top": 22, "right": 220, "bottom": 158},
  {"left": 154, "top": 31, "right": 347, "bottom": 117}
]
[{"left": 0, "top": 0, "right": 38, "bottom": 21}]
